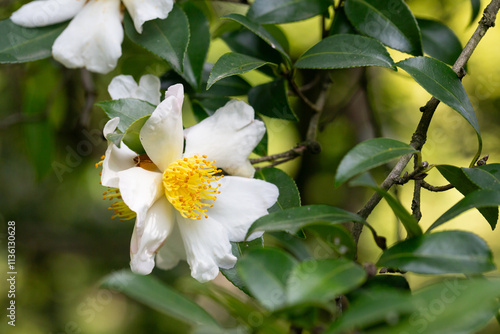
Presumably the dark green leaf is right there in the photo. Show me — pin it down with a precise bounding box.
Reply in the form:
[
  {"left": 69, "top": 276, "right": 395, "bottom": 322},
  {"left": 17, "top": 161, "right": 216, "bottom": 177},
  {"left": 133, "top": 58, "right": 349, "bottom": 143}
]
[
  {"left": 334, "top": 138, "right": 417, "bottom": 187},
  {"left": 436, "top": 165, "right": 498, "bottom": 226},
  {"left": 96, "top": 99, "right": 156, "bottom": 132},
  {"left": 0, "top": 19, "right": 67, "bottom": 63},
  {"left": 377, "top": 190, "right": 422, "bottom": 237},
  {"left": 182, "top": 2, "right": 210, "bottom": 89},
  {"left": 428, "top": 189, "right": 500, "bottom": 231},
  {"left": 191, "top": 97, "right": 230, "bottom": 122},
  {"left": 330, "top": 7, "right": 357, "bottom": 35},
  {"left": 417, "top": 19, "right": 462, "bottom": 66},
  {"left": 247, "top": 0, "right": 332, "bottom": 24},
  {"left": 306, "top": 225, "right": 356, "bottom": 260},
  {"left": 237, "top": 248, "right": 298, "bottom": 311},
  {"left": 462, "top": 166, "right": 500, "bottom": 191},
  {"left": 124, "top": 5, "right": 189, "bottom": 74},
  {"left": 295, "top": 34, "right": 395, "bottom": 70},
  {"left": 269, "top": 232, "right": 312, "bottom": 261},
  {"left": 377, "top": 230, "right": 495, "bottom": 274},
  {"left": 207, "top": 52, "right": 274, "bottom": 89},
  {"left": 255, "top": 168, "right": 301, "bottom": 213},
  {"left": 247, "top": 204, "right": 365, "bottom": 237},
  {"left": 122, "top": 115, "right": 150, "bottom": 155},
  {"left": 101, "top": 270, "right": 219, "bottom": 327},
  {"left": 223, "top": 14, "right": 291, "bottom": 64},
  {"left": 470, "top": 0, "right": 482, "bottom": 26},
  {"left": 221, "top": 238, "right": 264, "bottom": 294},
  {"left": 221, "top": 28, "right": 283, "bottom": 65},
  {"left": 396, "top": 57, "right": 481, "bottom": 138},
  {"left": 344, "top": 0, "right": 423, "bottom": 55},
  {"left": 287, "top": 258, "right": 366, "bottom": 307},
  {"left": 253, "top": 129, "right": 268, "bottom": 156},
  {"left": 248, "top": 78, "right": 297, "bottom": 120},
  {"left": 201, "top": 75, "right": 252, "bottom": 97}
]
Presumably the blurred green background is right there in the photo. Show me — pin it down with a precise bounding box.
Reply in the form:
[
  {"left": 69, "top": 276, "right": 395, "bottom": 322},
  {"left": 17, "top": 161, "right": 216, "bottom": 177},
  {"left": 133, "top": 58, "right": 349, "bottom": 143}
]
[{"left": 1, "top": 0, "right": 500, "bottom": 333}]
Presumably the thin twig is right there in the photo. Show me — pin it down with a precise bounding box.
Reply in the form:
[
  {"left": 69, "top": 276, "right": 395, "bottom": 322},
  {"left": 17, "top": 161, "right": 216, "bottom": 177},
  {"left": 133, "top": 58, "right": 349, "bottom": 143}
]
[
  {"left": 352, "top": 0, "right": 500, "bottom": 244},
  {"left": 421, "top": 181, "right": 454, "bottom": 192},
  {"left": 251, "top": 145, "right": 308, "bottom": 164},
  {"left": 411, "top": 157, "right": 423, "bottom": 221},
  {"left": 289, "top": 77, "right": 322, "bottom": 112}
]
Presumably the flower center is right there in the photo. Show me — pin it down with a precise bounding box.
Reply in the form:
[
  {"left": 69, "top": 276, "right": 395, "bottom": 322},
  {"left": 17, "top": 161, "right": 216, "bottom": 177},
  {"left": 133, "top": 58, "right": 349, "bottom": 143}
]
[
  {"left": 162, "top": 155, "right": 223, "bottom": 220},
  {"left": 102, "top": 188, "right": 136, "bottom": 221}
]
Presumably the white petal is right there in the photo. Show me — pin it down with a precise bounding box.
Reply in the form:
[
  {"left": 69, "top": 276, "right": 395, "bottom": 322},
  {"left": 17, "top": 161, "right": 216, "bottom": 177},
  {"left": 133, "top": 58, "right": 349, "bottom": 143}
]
[
  {"left": 122, "top": 0, "right": 174, "bottom": 33},
  {"left": 207, "top": 176, "right": 279, "bottom": 242},
  {"left": 101, "top": 142, "right": 137, "bottom": 188},
  {"left": 103, "top": 117, "right": 120, "bottom": 137},
  {"left": 164, "top": 84, "right": 184, "bottom": 111},
  {"left": 117, "top": 167, "right": 164, "bottom": 233},
  {"left": 140, "top": 95, "right": 184, "bottom": 171},
  {"left": 10, "top": 0, "right": 84, "bottom": 28},
  {"left": 130, "top": 197, "right": 175, "bottom": 275},
  {"left": 184, "top": 100, "right": 265, "bottom": 178},
  {"left": 156, "top": 221, "right": 186, "bottom": 270},
  {"left": 52, "top": 0, "right": 123, "bottom": 74},
  {"left": 177, "top": 214, "right": 237, "bottom": 283},
  {"left": 108, "top": 74, "right": 161, "bottom": 105}
]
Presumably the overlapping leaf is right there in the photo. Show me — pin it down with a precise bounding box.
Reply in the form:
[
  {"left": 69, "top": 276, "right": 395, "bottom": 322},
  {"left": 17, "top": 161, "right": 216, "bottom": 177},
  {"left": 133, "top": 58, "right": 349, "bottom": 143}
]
[{"left": 247, "top": 0, "right": 332, "bottom": 24}]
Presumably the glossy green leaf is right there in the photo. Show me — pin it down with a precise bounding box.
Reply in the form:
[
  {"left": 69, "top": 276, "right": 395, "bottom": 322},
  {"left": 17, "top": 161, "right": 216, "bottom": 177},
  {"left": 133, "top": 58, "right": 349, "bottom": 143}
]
[
  {"left": 101, "top": 270, "right": 219, "bottom": 327},
  {"left": 287, "top": 258, "right": 366, "bottom": 307},
  {"left": 207, "top": 52, "right": 273, "bottom": 89},
  {"left": 470, "top": 0, "right": 482, "bottom": 26},
  {"left": 436, "top": 165, "right": 498, "bottom": 226},
  {"left": 223, "top": 14, "right": 291, "bottom": 64},
  {"left": 237, "top": 248, "right": 298, "bottom": 311},
  {"left": 306, "top": 225, "right": 356, "bottom": 260},
  {"left": 396, "top": 57, "right": 481, "bottom": 138},
  {"left": 377, "top": 230, "right": 495, "bottom": 274},
  {"left": 124, "top": 5, "right": 189, "bottom": 74},
  {"left": 221, "top": 28, "right": 283, "bottom": 65},
  {"left": 417, "top": 19, "right": 462, "bottom": 66},
  {"left": 253, "top": 129, "right": 268, "bottom": 156},
  {"left": 201, "top": 75, "right": 252, "bottom": 97},
  {"left": 221, "top": 237, "right": 264, "bottom": 294},
  {"left": 295, "top": 34, "right": 395, "bottom": 70},
  {"left": 255, "top": 168, "right": 300, "bottom": 213},
  {"left": 96, "top": 99, "right": 156, "bottom": 132},
  {"left": 122, "top": 115, "right": 150, "bottom": 154},
  {"left": 428, "top": 189, "right": 500, "bottom": 231},
  {"left": 247, "top": 204, "right": 365, "bottom": 237},
  {"left": 335, "top": 138, "right": 417, "bottom": 187},
  {"left": 247, "top": 0, "right": 332, "bottom": 24},
  {"left": 182, "top": 2, "right": 210, "bottom": 89},
  {"left": 329, "top": 7, "right": 357, "bottom": 35},
  {"left": 106, "top": 133, "right": 124, "bottom": 147},
  {"left": 377, "top": 190, "right": 422, "bottom": 237},
  {"left": 0, "top": 19, "right": 67, "bottom": 63},
  {"left": 248, "top": 79, "right": 297, "bottom": 120},
  {"left": 344, "top": 0, "right": 422, "bottom": 55},
  {"left": 462, "top": 166, "right": 500, "bottom": 191}
]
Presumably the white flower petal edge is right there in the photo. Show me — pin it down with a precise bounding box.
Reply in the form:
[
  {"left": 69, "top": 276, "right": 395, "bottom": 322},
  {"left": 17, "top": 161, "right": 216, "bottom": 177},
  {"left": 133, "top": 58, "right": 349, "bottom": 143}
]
[
  {"left": 130, "top": 197, "right": 175, "bottom": 275},
  {"left": 101, "top": 118, "right": 136, "bottom": 188},
  {"left": 155, "top": 222, "right": 186, "bottom": 270},
  {"left": 177, "top": 214, "right": 237, "bottom": 283},
  {"left": 108, "top": 75, "right": 161, "bottom": 105},
  {"left": 184, "top": 100, "right": 266, "bottom": 178},
  {"left": 52, "top": 0, "right": 123, "bottom": 74},
  {"left": 122, "top": 0, "right": 174, "bottom": 33},
  {"left": 11, "top": 0, "right": 84, "bottom": 28},
  {"left": 140, "top": 85, "right": 184, "bottom": 171},
  {"left": 206, "top": 176, "right": 279, "bottom": 242}
]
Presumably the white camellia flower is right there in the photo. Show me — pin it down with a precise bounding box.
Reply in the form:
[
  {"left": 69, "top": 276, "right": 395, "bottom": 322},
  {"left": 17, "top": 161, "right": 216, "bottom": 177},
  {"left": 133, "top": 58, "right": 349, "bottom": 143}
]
[
  {"left": 10, "top": 0, "right": 174, "bottom": 74},
  {"left": 99, "top": 80, "right": 279, "bottom": 282}
]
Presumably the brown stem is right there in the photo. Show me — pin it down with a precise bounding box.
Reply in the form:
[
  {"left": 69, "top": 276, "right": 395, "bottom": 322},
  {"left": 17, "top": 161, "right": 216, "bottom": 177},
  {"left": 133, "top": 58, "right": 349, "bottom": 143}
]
[{"left": 421, "top": 181, "right": 454, "bottom": 192}]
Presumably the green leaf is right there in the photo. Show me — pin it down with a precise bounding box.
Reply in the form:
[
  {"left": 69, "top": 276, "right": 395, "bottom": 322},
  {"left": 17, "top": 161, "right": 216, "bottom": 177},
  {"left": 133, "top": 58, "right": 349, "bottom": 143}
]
[
  {"left": 470, "top": 0, "right": 482, "bottom": 26},
  {"left": 377, "top": 230, "right": 495, "bottom": 274},
  {"left": 221, "top": 238, "right": 264, "bottom": 294},
  {"left": 436, "top": 164, "right": 498, "bottom": 226},
  {"left": 396, "top": 57, "right": 482, "bottom": 161},
  {"left": 0, "top": 19, "right": 67, "bottom": 63},
  {"left": 96, "top": 99, "right": 156, "bottom": 132},
  {"left": 182, "top": 2, "right": 210, "bottom": 89},
  {"left": 122, "top": 115, "right": 150, "bottom": 155},
  {"left": 344, "top": 0, "right": 423, "bottom": 56},
  {"left": 201, "top": 75, "right": 252, "bottom": 97},
  {"left": 254, "top": 168, "right": 301, "bottom": 213},
  {"left": 124, "top": 5, "right": 189, "bottom": 74},
  {"left": 287, "top": 258, "right": 366, "bottom": 307},
  {"left": 329, "top": 7, "right": 357, "bottom": 35},
  {"left": 377, "top": 190, "right": 422, "bottom": 237},
  {"left": 106, "top": 133, "right": 124, "bottom": 147},
  {"left": 223, "top": 14, "right": 291, "bottom": 64},
  {"left": 248, "top": 78, "right": 297, "bottom": 120},
  {"left": 295, "top": 34, "right": 395, "bottom": 70},
  {"left": 221, "top": 28, "right": 283, "bottom": 65},
  {"left": 462, "top": 166, "right": 500, "bottom": 191},
  {"left": 246, "top": 204, "right": 365, "bottom": 237},
  {"left": 417, "top": 19, "right": 462, "bottom": 67},
  {"left": 101, "top": 270, "right": 219, "bottom": 328},
  {"left": 207, "top": 52, "right": 274, "bottom": 89},
  {"left": 191, "top": 97, "right": 230, "bottom": 122},
  {"left": 253, "top": 129, "right": 268, "bottom": 156},
  {"left": 306, "top": 225, "right": 357, "bottom": 260},
  {"left": 247, "top": 0, "right": 332, "bottom": 24},
  {"left": 427, "top": 189, "right": 500, "bottom": 231},
  {"left": 237, "top": 248, "right": 298, "bottom": 311},
  {"left": 334, "top": 138, "right": 417, "bottom": 187}
]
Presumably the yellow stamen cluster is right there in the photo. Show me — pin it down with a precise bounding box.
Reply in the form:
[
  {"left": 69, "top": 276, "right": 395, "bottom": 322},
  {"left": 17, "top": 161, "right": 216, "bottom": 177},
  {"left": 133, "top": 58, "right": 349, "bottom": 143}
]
[
  {"left": 102, "top": 188, "right": 136, "bottom": 221},
  {"left": 95, "top": 155, "right": 105, "bottom": 169},
  {"left": 163, "top": 155, "right": 223, "bottom": 220}
]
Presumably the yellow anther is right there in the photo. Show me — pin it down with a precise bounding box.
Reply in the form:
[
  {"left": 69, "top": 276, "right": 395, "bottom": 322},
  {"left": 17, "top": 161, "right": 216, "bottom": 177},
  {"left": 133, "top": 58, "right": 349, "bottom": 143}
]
[
  {"left": 102, "top": 188, "right": 136, "bottom": 221},
  {"left": 162, "top": 155, "right": 222, "bottom": 220}
]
